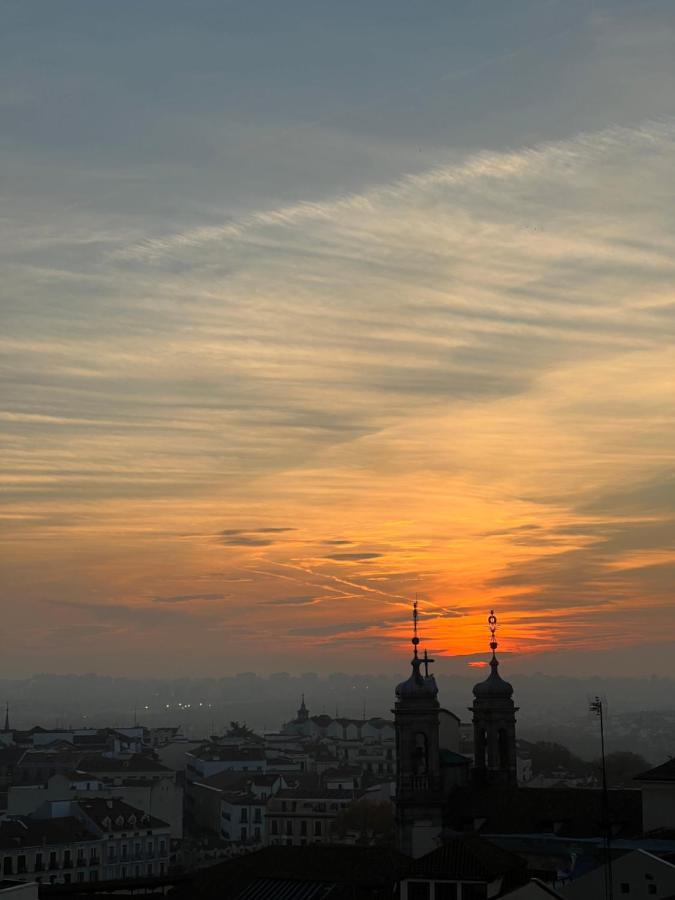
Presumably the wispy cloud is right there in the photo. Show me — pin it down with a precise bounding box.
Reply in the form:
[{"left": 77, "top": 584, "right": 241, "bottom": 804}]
[{"left": 3, "top": 111, "right": 675, "bottom": 672}]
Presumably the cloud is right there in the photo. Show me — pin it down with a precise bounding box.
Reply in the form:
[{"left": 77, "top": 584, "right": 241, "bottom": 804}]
[
  {"left": 4, "top": 101, "right": 675, "bottom": 671},
  {"left": 325, "top": 552, "right": 383, "bottom": 561},
  {"left": 151, "top": 593, "right": 225, "bottom": 604},
  {"left": 219, "top": 536, "right": 274, "bottom": 547},
  {"left": 262, "top": 595, "right": 318, "bottom": 607}
]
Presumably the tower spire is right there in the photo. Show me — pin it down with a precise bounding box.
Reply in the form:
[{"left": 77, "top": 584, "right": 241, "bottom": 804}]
[
  {"left": 488, "top": 610, "right": 498, "bottom": 659},
  {"left": 412, "top": 599, "right": 420, "bottom": 659}
]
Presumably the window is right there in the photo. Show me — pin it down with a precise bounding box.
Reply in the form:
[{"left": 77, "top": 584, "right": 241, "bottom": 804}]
[
  {"left": 3, "top": 857, "right": 13, "bottom": 876},
  {"left": 159, "top": 840, "right": 166, "bottom": 855},
  {"left": 17, "top": 855, "right": 26, "bottom": 874},
  {"left": 407, "top": 882, "right": 430, "bottom": 900},
  {"left": 89, "top": 870, "right": 99, "bottom": 881},
  {"left": 413, "top": 733, "right": 428, "bottom": 775},
  {"left": 77, "top": 872, "right": 85, "bottom": 882},
  {"left": 300, "top": 820, "right": 308, "bottom": 836},
  {"left": 254, "top": 808, "right": 261, "bottom": 823},
  {"left": 35, "top": 853, "right": 43, "bottom": 871},
  {"left": 461, "top": 885, "right": 487, "bottom": 900},
  {"left": 435, "top": 884, "right": 458, "bottom": 900},
  {"left": 240, "top": 808, "right": 248, "bottom": 823},
  {"left": 240, "top": 827, "right": 247, "bottom": 842},
  {"left": 254, "top": 827, "right": 261, "bottom": 840},
  {"left": 620, "top": 886, "right": 630, "bottom": 895},
  {"left": 314, "top": 821, "right": 322, "bottom": 837},
  {"left": 271, "top": 820, "right": 279, "bottom": 836},
  {"left": 286, "top": 820, "right": 293, "bottom": 836},
  {"left": 648, "top": 888, "right": 657, "bottom": 896}
]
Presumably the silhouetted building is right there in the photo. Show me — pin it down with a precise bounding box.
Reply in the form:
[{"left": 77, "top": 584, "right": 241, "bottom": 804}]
[
  {"left": 470, "top": 611, "right": 518, "bottom": 786},
  {"left": 393, "top": 602, "right": 445, "bottom": 857}
]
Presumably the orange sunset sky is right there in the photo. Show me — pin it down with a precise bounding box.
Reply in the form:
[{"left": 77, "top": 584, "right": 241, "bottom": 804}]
[{"left": 2, "top": 1, "right": 675, "bottom": 677}]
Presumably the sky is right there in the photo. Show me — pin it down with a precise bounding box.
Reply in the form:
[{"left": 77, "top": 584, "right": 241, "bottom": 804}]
[{"left": 1, "top": 0, "right": 675, "bottom": 678}]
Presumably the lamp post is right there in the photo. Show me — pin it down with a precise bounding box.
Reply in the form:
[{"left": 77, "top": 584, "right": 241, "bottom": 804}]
[{"left": 590, "top": 696, "right": 613, "bottom": 900}]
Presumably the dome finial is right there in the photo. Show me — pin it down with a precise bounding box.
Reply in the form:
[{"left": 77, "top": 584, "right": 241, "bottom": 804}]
[
  {"left": 412, "top": 598, "right": 420, "bottom": 659},
  {"left": 488, "top": 609, "right": 498, "bottom": 659}
]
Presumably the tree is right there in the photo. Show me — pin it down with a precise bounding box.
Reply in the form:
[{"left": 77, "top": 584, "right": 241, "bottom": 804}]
[
  {"left": 526, "top": 741, "right": 591, "bottom": 777},
  {"left": 226, "top": 720, "right": 254, "bottom": 738},
  {"left": 599, "top": 751, "right": 651, "bottom": 786}
]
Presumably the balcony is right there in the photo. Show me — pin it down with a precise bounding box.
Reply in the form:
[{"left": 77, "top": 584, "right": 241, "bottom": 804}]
[
  {"left": 63, "top": 860, "right": 73, "bottom": 869},
  {"left": 89, "top": 857, "right": 100, "bottom": 866},
  {"left": 397, "top": 774, "right": 441, "bottom": 795},
  {"left": 34, "top": 863, "right": 44, "bottom": 872}
]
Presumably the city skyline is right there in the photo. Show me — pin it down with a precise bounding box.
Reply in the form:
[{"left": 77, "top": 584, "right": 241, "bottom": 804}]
[{"left": 2, "top": 0, "right": 675, "bottom": 676}]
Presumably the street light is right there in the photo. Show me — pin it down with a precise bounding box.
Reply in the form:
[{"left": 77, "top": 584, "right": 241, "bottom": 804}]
[{"left": 590, "top": 696, "right": 613, "bottom": 900}]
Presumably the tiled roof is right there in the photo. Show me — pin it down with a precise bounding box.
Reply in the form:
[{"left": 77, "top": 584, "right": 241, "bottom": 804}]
[
  {"left": 407, "top": 835, "right": 526, "bottom": 881},
  {"left": 169, "top": 845, "right": 407, "bottom": 900},
  {"left": 78, "top": 753, "right": 171, "bottom": 774},
  {"left": 0, "top": 817, "right": 97, "bottom": 850},
  {"left": 191, "top": 747, "right": 266, "bottom": 762},
  {"left": 273, "top": 788, "right": 355, "bottom": 801},
  {"left": 635, "top": 758, "right": 675, "bottom": 782},
  {"left": 77, "top": 797, "right": 169, "bottom": 831},
  {"left": 18, "top": 750, "right": 83, "bottom": 767},
  {"left": 439, "top": 749, "right": 471, "bottom": 768},
  {"left": 447, "top": 786, "right": 642, "bottom": 839}
]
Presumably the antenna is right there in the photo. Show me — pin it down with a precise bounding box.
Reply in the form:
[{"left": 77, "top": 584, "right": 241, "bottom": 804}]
[{"left": 589, "top": 695, "right": 613, "bottom": 900}]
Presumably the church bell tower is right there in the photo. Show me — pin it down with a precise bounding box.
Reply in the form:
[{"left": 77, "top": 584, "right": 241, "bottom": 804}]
[
  {"left": 394, "top": 601, "right": 444, "bottom": 857},
  {"left": 470, "top": 610, "right": 518, "bottom": 786}
]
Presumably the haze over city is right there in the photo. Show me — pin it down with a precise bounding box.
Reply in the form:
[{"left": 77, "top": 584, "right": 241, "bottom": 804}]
[{"left": 2, "top": 0, "right": 675, "bottom": 679}]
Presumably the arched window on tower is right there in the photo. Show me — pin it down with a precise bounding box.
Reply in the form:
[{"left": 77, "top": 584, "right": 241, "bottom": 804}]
[
  {"left": 413, "top": 732, "right": 428, "bottom": 775},
  {"left": 498, "top": 727, "right": 509, "bottom": 770}
]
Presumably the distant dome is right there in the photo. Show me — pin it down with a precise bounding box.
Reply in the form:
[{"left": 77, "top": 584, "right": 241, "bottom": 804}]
[
  {"left": 396, "top": 658, "right": 438, "bottom": 700},
  {"left": 472, "top": 656, "right": 513, "bottom": 699}
]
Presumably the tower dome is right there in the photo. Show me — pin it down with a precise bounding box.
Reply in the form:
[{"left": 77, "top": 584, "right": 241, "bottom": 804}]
[
  {"left": 472, "top": 655, "right": 513, "bottom": 699},
  {"left": 395, "top": 654, "right": 438, "bottom": 700}
]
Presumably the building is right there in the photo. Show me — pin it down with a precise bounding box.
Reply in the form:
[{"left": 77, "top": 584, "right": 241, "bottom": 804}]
[
  {"left": 400, "top": 835, "right": 527, "bottom": 899},
  {"left": 469, "top": 612, "right": 518, "bottom": 787},
  {"left": 75, "top": 797, "right": 171, "bottom": 881},
  {"left": 559, "top": 849, "right": 675, "bottom": 900},
  {"left": 0, "top": 816, "right": 100, "bottom": 887},
  {"left": 189, "top": 771, "right": 284, "bottom": 842},
  {"left": 266, "top": 783, "right": 355, "bottom": 846},
  {"left": 393, "top": 602, "right": 445, "bottom": 858},
  {"left": 186, "top": 745, "right": 267, "bottom": 782},
  {"left": 6, "top": 754, "right": 183, "bottom": 840},
  {"left": 0, "top": 881, "right": 39, "bottom": 899},
  {"left": 0, "top": 798, "right": 170, "bottom": 886},
  {"left": 635, "top": 758, "right": 675, "bottom": 835}
]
